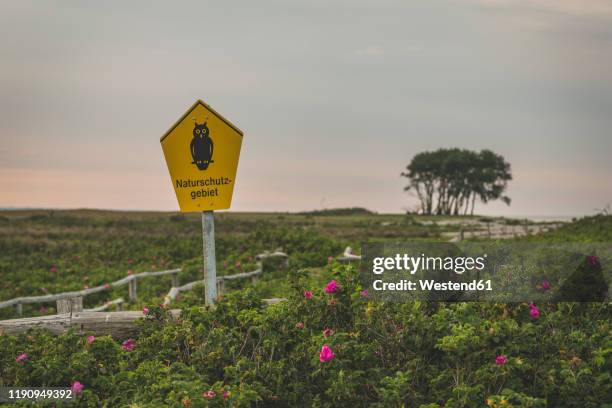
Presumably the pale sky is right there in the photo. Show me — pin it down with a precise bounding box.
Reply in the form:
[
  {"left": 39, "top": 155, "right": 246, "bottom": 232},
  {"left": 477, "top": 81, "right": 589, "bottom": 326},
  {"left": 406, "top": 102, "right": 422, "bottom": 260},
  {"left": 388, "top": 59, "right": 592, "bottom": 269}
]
[{"left": 1, "top": 0, "right": 611, "bottom": 216}]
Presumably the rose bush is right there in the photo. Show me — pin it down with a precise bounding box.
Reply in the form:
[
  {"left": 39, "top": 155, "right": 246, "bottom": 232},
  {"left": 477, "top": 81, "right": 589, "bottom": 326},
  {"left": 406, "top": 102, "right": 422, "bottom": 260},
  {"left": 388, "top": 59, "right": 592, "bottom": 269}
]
[{"left": 1, "top": 263, "right": 609, "bottom": 407}]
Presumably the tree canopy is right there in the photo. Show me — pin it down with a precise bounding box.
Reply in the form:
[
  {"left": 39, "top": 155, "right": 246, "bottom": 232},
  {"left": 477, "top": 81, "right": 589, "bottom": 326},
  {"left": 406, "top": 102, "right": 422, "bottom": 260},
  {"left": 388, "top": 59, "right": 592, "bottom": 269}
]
[{"left": 401, "top": 148, "right": 512, "bottom": 215}]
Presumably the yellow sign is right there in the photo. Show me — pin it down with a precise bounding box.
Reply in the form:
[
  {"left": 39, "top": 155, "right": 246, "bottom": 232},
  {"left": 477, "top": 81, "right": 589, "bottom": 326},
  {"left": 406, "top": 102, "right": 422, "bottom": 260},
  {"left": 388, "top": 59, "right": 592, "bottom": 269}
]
[{"left": 160, "top": 100, "right": 243, "bottom": 212}]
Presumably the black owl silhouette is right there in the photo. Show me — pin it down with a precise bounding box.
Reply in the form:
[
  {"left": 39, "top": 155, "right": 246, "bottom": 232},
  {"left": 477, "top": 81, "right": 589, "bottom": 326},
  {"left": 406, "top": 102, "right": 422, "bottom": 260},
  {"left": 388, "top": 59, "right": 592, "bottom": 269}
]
[{"left": 190, "top": 122, "right": 214, "bottom": 170}]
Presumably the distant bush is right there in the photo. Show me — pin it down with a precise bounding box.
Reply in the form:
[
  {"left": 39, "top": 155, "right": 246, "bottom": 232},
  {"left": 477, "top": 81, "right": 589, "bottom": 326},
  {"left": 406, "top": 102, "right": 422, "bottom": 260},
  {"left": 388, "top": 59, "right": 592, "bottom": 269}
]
[
  {"left": 169, "top": 214, "right": 187, "bottom": 223},
  {"left": 298, "top": 207, "right": 375, "bottom": 216},
  {"left": 502, "top": 218, "right": 528, "bottom": 226}
]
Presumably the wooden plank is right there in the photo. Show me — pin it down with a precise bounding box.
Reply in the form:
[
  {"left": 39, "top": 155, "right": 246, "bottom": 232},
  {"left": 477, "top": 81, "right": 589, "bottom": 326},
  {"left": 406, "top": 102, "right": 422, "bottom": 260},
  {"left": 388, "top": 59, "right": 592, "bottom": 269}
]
[
  {"left": 338, "top": 246, "right": 361, "bottom": 262},
  {"left": 128, "top": 279, "right": 137, "bottom": 301},
  {"left": 0, "top": 302, "right": 294, "bottom": 337},
  {"left": 0, "top": 310, "right": 181, "bottom": 338},
  {"left": 255, "top": 251, "right": 288, "bottom": 262},
  {"left": 219, "top": 269, "right": 262, "bottom": 281},
  {"left": 263, "top": 298, "right": 286, "bottom": 305}
]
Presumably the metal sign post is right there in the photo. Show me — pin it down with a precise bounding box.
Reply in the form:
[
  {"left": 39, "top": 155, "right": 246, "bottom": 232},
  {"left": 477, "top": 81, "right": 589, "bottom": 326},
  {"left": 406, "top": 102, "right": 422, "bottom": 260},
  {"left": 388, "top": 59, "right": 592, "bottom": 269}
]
[
  {"left": 202, "top": 211, "right": 217, "bottom": 304},
  {"left": 160, "top": 99, "right": 243, "bottom": 305}
]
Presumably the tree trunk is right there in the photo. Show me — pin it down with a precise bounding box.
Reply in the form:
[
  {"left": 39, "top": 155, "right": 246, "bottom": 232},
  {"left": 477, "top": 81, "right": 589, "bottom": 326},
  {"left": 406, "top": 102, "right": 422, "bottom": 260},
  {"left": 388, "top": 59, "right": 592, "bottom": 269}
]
[{"left": 470, "top": 193, "right": 476, "bottom": 215}]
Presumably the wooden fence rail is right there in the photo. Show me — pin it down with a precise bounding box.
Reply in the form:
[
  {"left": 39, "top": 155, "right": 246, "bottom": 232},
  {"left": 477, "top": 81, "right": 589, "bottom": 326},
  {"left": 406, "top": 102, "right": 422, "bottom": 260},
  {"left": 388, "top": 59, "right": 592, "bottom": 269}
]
[
  {"left": 163, "top": 250, "right": 289, "bottom": 306},
  {"left": 0, "top": 268, "right": 181, "bottom": 316},
  {"left": 85, "top": 297, "right": 125, "bottom": 312},
  {"left": 0, "top": 251, "right": 290, "bottom": 317},
  {"left": 337, "top": 246, "right": 361, "bottom": 262}
]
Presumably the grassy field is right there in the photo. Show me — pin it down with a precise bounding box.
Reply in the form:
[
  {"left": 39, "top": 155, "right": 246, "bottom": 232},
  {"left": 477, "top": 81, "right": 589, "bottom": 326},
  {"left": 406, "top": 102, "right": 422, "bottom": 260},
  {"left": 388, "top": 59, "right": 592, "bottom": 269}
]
[
  {"left": 0, "top": 210, "right": 605, "bottom": 317},
  {"left": 0, "top": 209, "right": 599, "bottom": 318}
]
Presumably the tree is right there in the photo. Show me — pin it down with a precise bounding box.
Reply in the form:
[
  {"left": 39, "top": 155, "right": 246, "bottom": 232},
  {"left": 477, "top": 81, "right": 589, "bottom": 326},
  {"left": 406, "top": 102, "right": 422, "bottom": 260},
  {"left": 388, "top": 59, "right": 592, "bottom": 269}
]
[{"left": 401, "top": 148, "right": 512, "bottom": 215}]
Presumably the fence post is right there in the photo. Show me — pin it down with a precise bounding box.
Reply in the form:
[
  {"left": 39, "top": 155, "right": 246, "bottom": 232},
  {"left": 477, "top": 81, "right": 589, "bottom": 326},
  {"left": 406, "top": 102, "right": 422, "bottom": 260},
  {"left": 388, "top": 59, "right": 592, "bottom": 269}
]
[
  {"left": 216, "top": 279, "right": 225, "bottom": 296},
  {"left": 57, "top": 297, "right": 83, "bottom": 314},
  {"left": 171, "top": 272, "right": 179, "bottom": 288},
  {"left": 128, "top": 279, "right": 138, "bottom": 301},
  {"left": 15, "top": 302, "right": 22, "bottom": 317}
]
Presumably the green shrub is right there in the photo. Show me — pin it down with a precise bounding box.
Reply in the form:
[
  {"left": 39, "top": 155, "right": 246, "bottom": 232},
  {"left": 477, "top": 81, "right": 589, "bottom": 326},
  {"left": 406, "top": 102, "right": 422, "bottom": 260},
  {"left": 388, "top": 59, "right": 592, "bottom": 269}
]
[{"left": 1, "top": 264, "right": 610, "bottom": 407}]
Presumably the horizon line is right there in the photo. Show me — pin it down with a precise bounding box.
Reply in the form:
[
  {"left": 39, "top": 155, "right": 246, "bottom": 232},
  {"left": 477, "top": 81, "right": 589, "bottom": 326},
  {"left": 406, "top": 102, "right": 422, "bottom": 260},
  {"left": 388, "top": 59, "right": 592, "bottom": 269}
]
[{"left": 0, "top": 206, "right": 589, "bottom": 220}]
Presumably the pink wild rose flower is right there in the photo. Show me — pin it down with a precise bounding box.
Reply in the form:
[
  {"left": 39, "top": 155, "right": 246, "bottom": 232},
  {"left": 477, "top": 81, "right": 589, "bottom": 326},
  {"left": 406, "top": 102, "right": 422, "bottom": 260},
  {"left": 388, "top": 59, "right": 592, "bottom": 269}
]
[
  {"left": 50, "top": 266, "right": 57, "bottom": 273},
  {"left": 319, "top": 344, "right": 336, "bottom": 362},
  {"left": 324, "top": 280, "right": 339, "bottom": 294},
  {"left": 222, "top": 390, "right": 231, "bottom": 399},
  {"left": 202, "top": 390, "right": 216, "bottom": 399},
  {"left": 303, "top": 290, "right": 313, "bottom": 299},
  {"left": 71, "top": 381, "right": 84, "bottom": 394},
  {"left": 529, "top": 303, "right": 540, "bottom": 319},
  {"left": 16, "top": 353, "right": 28, "bottom": 363},
  {"left": 360, "top": 289, "right": 369, "bottom": 298},
  {"left": 587, "top": 255, "right": 600, "bottom": 267},
  {"left": 86, "top": 335, "right": 95, "bottom": 344},
  {"left": 495, "top": 355, "right": 508, "bottom": 365},
  {"left": 122, "top": 339, "right": 136, "bottom": 351},
  {"left": 541, "top": 279, "right": 551, "bottom": 290},
  {"left": 323, "top": 328, "right": 333, "bottom": 337},
  {"left": 142, "top": 307, "right": 150, "bottom": 315},
  {"left": 295, "top": 322, "right": 305, "bottom": 329}
]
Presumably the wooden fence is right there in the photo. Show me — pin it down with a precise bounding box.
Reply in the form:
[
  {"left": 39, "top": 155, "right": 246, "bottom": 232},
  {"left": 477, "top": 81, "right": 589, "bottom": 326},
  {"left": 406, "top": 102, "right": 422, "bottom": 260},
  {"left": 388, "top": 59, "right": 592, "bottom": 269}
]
[
  {"left": 0, "top": 268, "right": 181, "bottom": 317},
  {"left": 163, "top": 251, "right": 289, "bottom": 306},
  {"left": 337, "top": 246, "right": 361, "bottom": 262},
  {"left": 0, "top": 251, "right": 289, "bottom": 317},
  {"left": 0, "top": 248, "right": 362, "bottom": 337}
]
